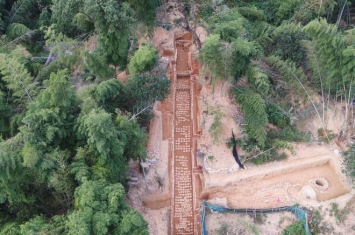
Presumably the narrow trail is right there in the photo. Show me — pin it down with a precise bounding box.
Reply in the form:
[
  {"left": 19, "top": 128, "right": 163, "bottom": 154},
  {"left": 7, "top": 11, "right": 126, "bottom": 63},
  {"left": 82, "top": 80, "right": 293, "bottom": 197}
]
[{"left": 171, "top": 33, "right": 199, "bottom": 235}]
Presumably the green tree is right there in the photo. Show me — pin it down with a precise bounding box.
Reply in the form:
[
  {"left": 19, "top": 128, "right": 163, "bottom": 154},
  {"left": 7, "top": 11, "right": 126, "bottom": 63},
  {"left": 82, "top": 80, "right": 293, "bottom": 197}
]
[
  {"left": 198, "top": 34, "right": 223, "bottom": 81},
  {"left": 293, "top": 0, "right": 336, "bottom": 24},
  {"left": 0, "top": 136, "right": 32, "bottom": 206},
  {"left": 0, "top": 0, "right": 5, "bottom": 34},
  {"left": 97, "top": 28, "right": 131, "bottom": 69},
  {"left": 128, "top": 43, "right": 158, "bottom": 74},
  {"left": 0, "top": 90, "right": 11, "bottom": 136},
  {"left": 20, "top": 216, "right": 47, "bottom": 235},
  {"left": 4, "top": 0, "right": 42, "bottom": 30},
  {"left": 266, "top": 22, "right": 308, "bottom": 67},
  {"left": 94, "top": 78, "right": 124, "bottom": 113},
  {"left": 0, "top": 135, "right": 49, "bottom": 221},
  {"left": 199, "top": 34, "right": 259, "bottom": 84},
  {"left": 275, "top": 0, "right": 301, "bottom": 25},
  {"left": 119, "top": 209, "right": 149, "bottom": 235},
  {"left": 303, "top": 19, "right": 355, "bottom": 133},
  {"left": 19, "top": 214, "right": 67, "bottom": 235},
  {"left": 66, "top": 179, "right": 148, "bottom": 235},
  {"left": 52, "top": 0, "right": 136, "bottom": 68},
  {"left": 110, "top": 3, "right": 135, "bottom": 65},
  {"left": 233, "top": 88, "right": 268, "bottom": 147},
  {"left": 21, "top": 69, "right": 78, "bottom": 150},
  {"left": 128, "top": 0, "right": 157, "bottom": 31},
  {"left": 124, "top": 73, "right": 170, "bottom": 122},
  {"left": 0, "top": 222, "right": 21, "bottom": 235},
  {"left": 237, "top": 6, "right": 267, "bottom": 22},
  {"left": 51, "top": 0, "right": 84, "bottom": 35},
  {"left": 5, "top": 23, "right": 32, "bottom": 40},
  {"left": 201, "top": 8, "right": 260, "bottom": 83},
  {"left": 115, "top": 111, "right": 147, "bottom": 161},
  {"left": 266, "top": 102, "right": 290, "bottom": 127},
  {"left": 84, "top": 49, "right": 115, "bottom": 80},
  {"left": 303, "top": 18, "right": 355, "bottom": 95},
  {"left": 245, "top": 64, "right": 270, "bottom": 94},
  {"left": 0, "top": 47, "right": 38, "bottom": 106},
  {"left": 76, "top": 108, "right": 126, "bottom": 182},
  {"left": 265, "top": 55, "right": 308, "bottom": 101},
  {"left": 70, "top": 147, "right": 92, "bottom": 183},
  {"left": 19, "top": 69, "right": 79, "bottom": 210}
]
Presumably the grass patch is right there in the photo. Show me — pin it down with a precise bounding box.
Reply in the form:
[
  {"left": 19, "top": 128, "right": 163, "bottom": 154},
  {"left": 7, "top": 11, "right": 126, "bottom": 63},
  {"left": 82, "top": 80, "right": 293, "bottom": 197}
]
[
  {"left": 317, "top": 128, "right": 336, "bottom": 143},
  {"left": 205, "top": 106, "right": 225, "bottom": 144},
  {"left": 329, "top": 203, "right": 343, "bottom": 224},
  {"left": 217, "top": 222, "right": 229, "bottom": 235}
]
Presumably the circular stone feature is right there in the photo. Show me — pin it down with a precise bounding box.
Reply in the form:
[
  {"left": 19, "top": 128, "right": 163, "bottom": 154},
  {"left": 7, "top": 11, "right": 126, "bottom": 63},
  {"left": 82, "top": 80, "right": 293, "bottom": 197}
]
[
  {"left": 310, "top": 177, "right": 329, "bottom": 192},
  {"left": 315, "top": 179, "right": 324, "bottom": 186}
]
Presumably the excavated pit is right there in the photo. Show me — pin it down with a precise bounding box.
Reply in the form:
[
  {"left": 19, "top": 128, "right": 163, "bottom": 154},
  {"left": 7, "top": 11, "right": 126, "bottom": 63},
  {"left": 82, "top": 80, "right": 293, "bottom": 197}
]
[{"left": 202, "top": 157, "right": 350, "bottom": 209}]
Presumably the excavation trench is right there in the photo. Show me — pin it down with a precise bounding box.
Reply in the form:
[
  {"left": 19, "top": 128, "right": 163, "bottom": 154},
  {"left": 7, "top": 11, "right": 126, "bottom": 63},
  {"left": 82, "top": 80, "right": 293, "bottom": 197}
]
[
  {"left": 170, "top": 32, "right": 201, "bottom": 235},
  {"left": 201, "top": 157, "right": 349, "bottom": 209}
]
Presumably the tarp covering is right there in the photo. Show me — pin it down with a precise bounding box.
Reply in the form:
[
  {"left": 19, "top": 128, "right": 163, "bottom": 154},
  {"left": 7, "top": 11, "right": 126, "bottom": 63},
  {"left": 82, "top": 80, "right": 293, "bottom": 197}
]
[
  {"left": 232, "top": 130, "right": 244, "bottom": 169},
  {"left": 201, "top": 201, "right": 310, "bottom": 235}
]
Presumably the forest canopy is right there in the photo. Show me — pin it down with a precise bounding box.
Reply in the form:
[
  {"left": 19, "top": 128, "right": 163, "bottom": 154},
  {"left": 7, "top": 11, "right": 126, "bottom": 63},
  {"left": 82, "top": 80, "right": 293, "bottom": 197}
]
[{"left": 0, "top": 0, "right": 167, "bottom": 233}]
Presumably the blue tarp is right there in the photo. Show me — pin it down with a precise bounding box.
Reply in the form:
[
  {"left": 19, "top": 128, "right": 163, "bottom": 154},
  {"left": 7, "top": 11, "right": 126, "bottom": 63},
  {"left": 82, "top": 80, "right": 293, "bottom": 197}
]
[{"left": 201, "top": 201, "right": 309, "bottom": 235}]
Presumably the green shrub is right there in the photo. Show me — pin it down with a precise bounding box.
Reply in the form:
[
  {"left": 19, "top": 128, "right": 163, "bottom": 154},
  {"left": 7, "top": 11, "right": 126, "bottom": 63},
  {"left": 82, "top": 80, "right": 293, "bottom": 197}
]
[
  {"left": 128, "top": 43, "right": 158, "bottom": 74},
  {"left": 209, "top": 109, "right": 225, "bottom": 144},
  {"left": 238, "top": 7, "right": 266, "bottom": 22},
  {"left": 6, "top": 23, "right": 31, "bottom": 40},
  {"left": 266, "top": 103, "right": 290, "bottom": 127},
  {"left": 266, "top": 23, "right": 308, "bottom": 67},
  {"left": 317, "top": 128, "right": 336, "bottom": 144},
  {"left": 308, "top": 209, "right": 322, "bottom": 234},
  {"left": 267, "top": 126, "right": 310, "bottom": 142},
  {"left": 252, "top": 150, "right": 288, "bottom": 165},
  {"left": 217, "top": 222, "right": 229, "bottom": 235},
  {"left": 199, "top": 4, "right": 215, "bottom": 21},
  {"left": 343, "top": 144, "right": 355, "bottom": 185},
  {"left": 282, "top": 219, "right": 306, "bottom": 235},
  {"left": 250, "top": 213, "right": 267, "bottom": 224},
  {"left": 84, "top": 50, "right": 115, "bottom": 80},
  {"left": 234, "top": 88, "right": 268, "bottom": 148},
  {"left": 329, "top": 202, "right": 343, "bottom": 224},
  {"left": 275, "top": 0, "right": 302, "bottom": 24}
]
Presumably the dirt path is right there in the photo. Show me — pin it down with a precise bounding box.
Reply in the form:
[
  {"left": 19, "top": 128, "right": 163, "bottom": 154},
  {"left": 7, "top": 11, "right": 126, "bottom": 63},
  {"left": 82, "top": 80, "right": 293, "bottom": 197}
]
[{"left": 171, "top": 34, "right": 199, "bottom": 235}]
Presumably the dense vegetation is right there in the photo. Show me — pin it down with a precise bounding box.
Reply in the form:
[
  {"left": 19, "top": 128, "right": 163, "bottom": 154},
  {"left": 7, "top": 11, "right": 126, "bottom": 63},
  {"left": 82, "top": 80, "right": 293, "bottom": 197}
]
[
  {"left": 197, "top": 0, "right": 355, "bottom": 164},
  {"left": 1, "top": 0, "right": 355, "bottom": 233},
  {"left": 0, "top": 0, "right": 168, "bottom": 233}
]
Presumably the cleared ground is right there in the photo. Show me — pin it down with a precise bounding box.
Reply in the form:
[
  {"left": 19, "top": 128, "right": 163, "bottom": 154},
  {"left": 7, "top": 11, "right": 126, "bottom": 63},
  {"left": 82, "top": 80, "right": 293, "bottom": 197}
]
[{"left": 127, "top": 26, "right": 355, "bottom": 235}]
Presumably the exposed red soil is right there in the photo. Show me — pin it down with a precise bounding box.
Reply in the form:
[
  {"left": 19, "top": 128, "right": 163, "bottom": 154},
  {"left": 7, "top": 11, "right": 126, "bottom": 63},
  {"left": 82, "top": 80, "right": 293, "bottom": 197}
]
[{"left": 171, "top": 33, "right": 200, "bottom": 235}]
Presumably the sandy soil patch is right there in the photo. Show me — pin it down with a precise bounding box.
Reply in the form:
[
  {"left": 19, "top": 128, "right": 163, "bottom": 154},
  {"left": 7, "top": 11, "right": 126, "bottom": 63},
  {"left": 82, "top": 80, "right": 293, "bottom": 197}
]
[{"left": 206, "top": 210, "right": 296, "bottom": 235}]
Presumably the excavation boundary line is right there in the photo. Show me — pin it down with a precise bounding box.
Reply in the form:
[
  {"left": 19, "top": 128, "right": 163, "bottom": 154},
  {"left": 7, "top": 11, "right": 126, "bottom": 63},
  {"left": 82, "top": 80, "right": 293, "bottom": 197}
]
[{"left": 201, "top": 201, "right": 310, "bottom": 235}]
